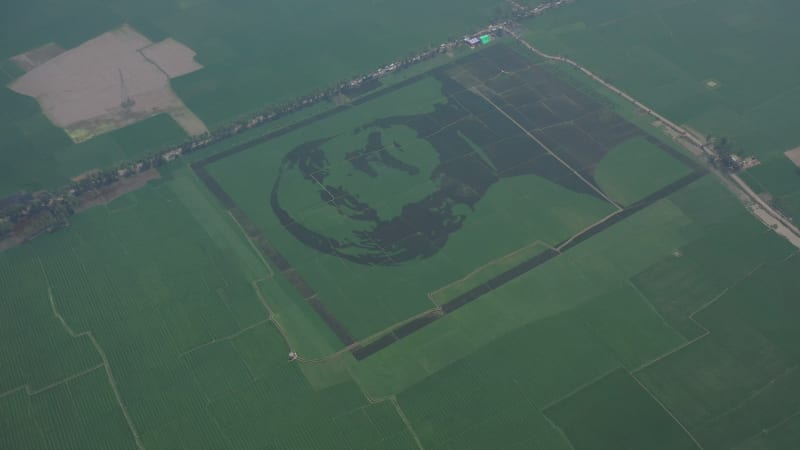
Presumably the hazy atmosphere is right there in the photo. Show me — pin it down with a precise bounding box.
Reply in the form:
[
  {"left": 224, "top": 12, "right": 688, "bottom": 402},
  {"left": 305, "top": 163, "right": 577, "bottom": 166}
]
[{"left": 2, "top": 1, "right": 800, "bottom": 449}]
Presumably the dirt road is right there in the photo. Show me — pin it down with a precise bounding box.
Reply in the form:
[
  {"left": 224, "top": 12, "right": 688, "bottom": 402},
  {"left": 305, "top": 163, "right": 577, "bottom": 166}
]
[{"left": 505, "top": 27, "right": 800, "bottom": 250}]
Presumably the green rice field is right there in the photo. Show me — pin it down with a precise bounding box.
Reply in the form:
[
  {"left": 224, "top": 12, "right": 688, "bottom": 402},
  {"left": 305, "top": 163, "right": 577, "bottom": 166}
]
[
  {"left": 521, "top": 0, "right": 800, "bottom": 220},
  {"left": 0, "top": 0, "right": 508, "bottom": 197},
  {"left": 204, "top": 44, "right": 696, "bottom": 346},
  {"left": 0, "top": 87, "right": 187, "bottom": 196},
  {"left": 3, "top": 2, "right": 800, "bottom": 449}
]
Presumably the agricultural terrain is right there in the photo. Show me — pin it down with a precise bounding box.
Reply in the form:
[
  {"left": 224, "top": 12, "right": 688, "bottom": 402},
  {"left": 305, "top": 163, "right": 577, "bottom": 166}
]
[
  {"left": 520, "top": 0, "right": 800, "bottom": 221},
  {"left": 2, "top": 1, "right": 800, "bottom": 449},
  {"left": 201, "top": 43, "right": 700, "bottom": 353},
  {"left": 0, "top": 0, "right": 509, "bottom": 197}
]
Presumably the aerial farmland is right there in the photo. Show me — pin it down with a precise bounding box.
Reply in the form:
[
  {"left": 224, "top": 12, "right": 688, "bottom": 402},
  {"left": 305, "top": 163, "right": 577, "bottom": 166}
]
[{"left": 2, "top": 1, "right": 800, "bottom": 449}]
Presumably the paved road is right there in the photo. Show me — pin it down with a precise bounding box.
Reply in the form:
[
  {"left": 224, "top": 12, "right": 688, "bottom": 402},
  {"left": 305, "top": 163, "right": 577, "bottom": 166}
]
[{"left": 506, "top": 27, "right": 800, "bottom": 250}]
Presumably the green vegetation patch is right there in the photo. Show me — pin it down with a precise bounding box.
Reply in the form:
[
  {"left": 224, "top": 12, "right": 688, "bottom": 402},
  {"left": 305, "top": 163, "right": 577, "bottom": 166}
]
[
  {"left": 204, "top": 44, "right": 700, "bottom": 351},
  {"left": 522, "top": 0, "right": 800, "bottom": 223},
  {"left": 637, "top": 254, "right": 800, "bottom": 448},
  {"left": 545, "top": 369, "right": 700, "bottom": 450},
  {"left": 595, "top": 136, "right": 692, "bottom": 206},
  {"left": 208, "top": 60, "right": 619, "bottom": 340},
  {"left": 742, "top": 156, "right": 800, "bottom": 222},
  {"left": 0, "top": 59, "right": 25, "bottom": 82},
  {"left": 573, "top": 283, "right": 686, "bottom": 370},
  {"left": 0, "top": 163, "right": 422, "bottom": 448},
  {"left": 0, "top": 83, "right": 187, "bottom": 196},
  {"left": 429, "top": 240, "right": 549, "bottom": 305},
  {"left": 396, "top": 313, "right": 618, "bottom": 449},
  {"left": 347, "top": 195, "right": 695, "bottom": 397}
]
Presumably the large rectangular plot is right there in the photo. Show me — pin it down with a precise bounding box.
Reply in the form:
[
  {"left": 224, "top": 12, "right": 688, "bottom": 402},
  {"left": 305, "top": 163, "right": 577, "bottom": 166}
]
[
  {"left": 461, "top": 55, "right": 503, "bottom": 80},
  {"left": 537, "top": 123, "right": 606, "bottom": 173},
  {"left": 447, "top": 88, "right": 495, "bottom": 115},
  {"left": 543, "top": 94, "right": 592, "bottom": 121},
  {"left": 501, "top": 85, "right": 545, "bottom": 109},
  {"left": 574, "top": 110, "right": 638, "bottom": 149},
  {"left": 197, "top": 42, "right": 690, "bottom": 358},
  {"left": 483, "top": 135, "right": 548, "bottom": 173},
  {"left": 545, "top": 370, "right": 700, "bottom": 450},
  {"left": 513, "top": 101, "right": 564, "bottom": 130},
  {"left": 484, "top": 73, "right": 525, "bottom": 95},
  {"left": 479, "top": 43, "right": 533, "bottom": 72}
]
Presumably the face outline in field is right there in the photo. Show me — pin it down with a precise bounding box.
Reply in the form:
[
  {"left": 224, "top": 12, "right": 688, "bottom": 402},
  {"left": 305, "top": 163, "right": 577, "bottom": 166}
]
[
  {"left": 271, "top": 120, "right": 473, "bottom": 266},
  {"left": 270, "top": 88, "right": 592, "bottom": 266}
]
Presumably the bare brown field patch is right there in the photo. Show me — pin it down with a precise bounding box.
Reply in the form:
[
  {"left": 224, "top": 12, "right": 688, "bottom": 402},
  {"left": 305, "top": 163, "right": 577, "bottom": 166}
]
[
  {"left": 139, "top": 38, "right": 203, "bottom": 78},
  {"left": 9, "top": 25, "right": 207, "bottom": 143}
]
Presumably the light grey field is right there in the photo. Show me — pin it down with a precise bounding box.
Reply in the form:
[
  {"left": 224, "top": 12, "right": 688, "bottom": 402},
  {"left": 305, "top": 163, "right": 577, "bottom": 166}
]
[{"left": 9, "top": 25, "right": 207, "bottom": 143}]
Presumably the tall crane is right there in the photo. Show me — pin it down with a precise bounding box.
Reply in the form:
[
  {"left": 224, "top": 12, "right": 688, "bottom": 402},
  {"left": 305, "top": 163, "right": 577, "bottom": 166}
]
[{"left": 119, "top": 68, "right": 135, "bottom": 109}]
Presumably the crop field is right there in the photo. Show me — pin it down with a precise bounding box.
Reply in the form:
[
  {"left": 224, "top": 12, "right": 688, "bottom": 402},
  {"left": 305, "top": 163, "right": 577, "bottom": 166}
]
[
  {"left": 0, "top": 82, "right": 187, "bottom": 195},
  {"left": 0, "top": 0, "right": 509, "bottom": 197},
  {"left": 520, "top": 0, "right": 800, "bottom": 221},
  {"left": 4, "top": 6, "right": 800, "bottom": 448},
  {"left": 374, "top": 177, "right": 799, "bottom": 450},
  {"left": 0, "top": 163, "right": 424, "bottom": 449},
  {"left": 199, "top": 43, "right": 699, "bottom": 357}
]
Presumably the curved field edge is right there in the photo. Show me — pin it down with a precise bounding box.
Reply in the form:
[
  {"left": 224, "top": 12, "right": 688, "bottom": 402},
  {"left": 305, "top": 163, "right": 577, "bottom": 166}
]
[{"left": 594, "top": 136, "right": 692, "bottom": 206}]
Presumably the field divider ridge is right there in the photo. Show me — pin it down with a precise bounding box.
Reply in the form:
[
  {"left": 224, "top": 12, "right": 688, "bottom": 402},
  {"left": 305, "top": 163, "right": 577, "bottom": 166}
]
[
  {"left": 36, "top": 257, "right": 145, "bottom": 450},
  {"left": 630, "top": 370, "right": 707, "bottom": 450},
  {"left": 468, "top": 86, "right": 622, "bottom": 210},
  {"left": 178, "top": 319, "right": 271, "bottom": 358}
]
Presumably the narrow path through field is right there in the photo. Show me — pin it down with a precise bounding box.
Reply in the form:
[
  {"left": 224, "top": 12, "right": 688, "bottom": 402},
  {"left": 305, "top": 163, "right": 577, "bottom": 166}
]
[
  {"left": 470, "top": 87, "right": 622, "bottom": 210},
  {"left": 36, "top": 257, "right": 145, "bottom": 450},
  {"left": 0, "top": 364, "right": 104, "bottom": 400},
  {"left": 179, "top": 319, "right": 271, "bottom": 358},
  {"left": 631, "top": 372, "right": 706, "bottom": 450},
  {"left": 504, "top": 26, "right": 800, "bottom": 250},
  {"left": 391, "top": 397, "right": 425, "bottom": 450}
]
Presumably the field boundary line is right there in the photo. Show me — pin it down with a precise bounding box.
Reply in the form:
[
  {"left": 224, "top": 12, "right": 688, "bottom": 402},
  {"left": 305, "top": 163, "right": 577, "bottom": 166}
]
[
  {"left": 0, "top": 363, "right": 104, "bottom": 400},
  {"left": 391, "top": 397, "right": 425, "bottom": 450},
  {"left": 737, "top": 408, "right": 800, "bottom": 445},
  {"left": 632, "top": 334, "right": 709, "bottom": 375},
  {"left": 541, "top": 367, "right": 621, "bottom": 411},
  {"left": 627, "top": 280, "right": 688, "bottom": 342},
  {"left": 469, "top": 87, "right": 622, "bottom": 210},
  {"left": 689, "top": 262, "right": 765, "bottom": 320},
  {"left": 347, "top": 366, "right": 392, "bottom": 405},
  {"left": 37, "top": 257, "right": 144, "bottom": 450},
  {"left": 427, "top": 240, "right": 551, "bottom": 305},
  {"left": 137, "top": 48, "right": 170, "bottom": 78},
  {"left": 555, "top": 210, "right": 621, "bottom": 252},
  {"left": 227, "top": 210, "right": 274, "bottom": 279},
  {"left": 633, "top": 261, "right": 767, "bottom": 374},
  {"left": 250, "top": 278, "right": 359, "bottom": 363},
  {"left": 339, "top": 371, "right": 426, "bottom": 450},
  {"left": 353, "top": 306, "right": 444, "bottom": 346},
  {"left": 541, "top": 412, "right": 577, "bottom": 450},
  {"left": 630, "top": 371, "right": 706, "bottom": 450},
  {"left": 698, "top": 365, "right": 800, "bottom": 432},
  {"left": 178, "top": 319, "right": 271, "bottom": 358}
]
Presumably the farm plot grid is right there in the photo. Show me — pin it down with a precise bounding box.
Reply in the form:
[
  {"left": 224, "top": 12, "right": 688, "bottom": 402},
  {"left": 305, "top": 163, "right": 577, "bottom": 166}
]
[{"left": 193, "top": 43, "right": 704, "bottom": 359}]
